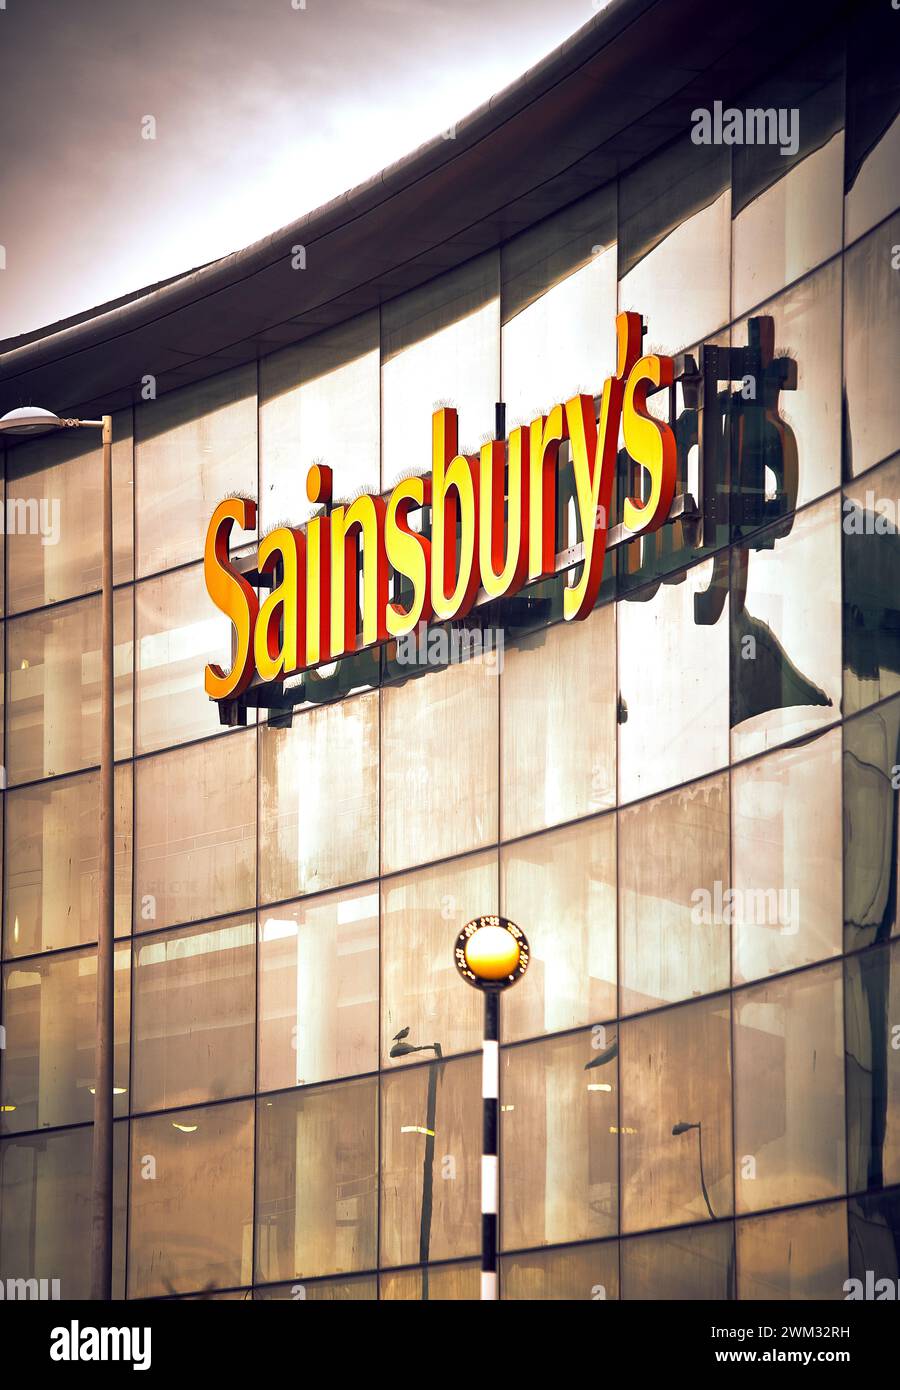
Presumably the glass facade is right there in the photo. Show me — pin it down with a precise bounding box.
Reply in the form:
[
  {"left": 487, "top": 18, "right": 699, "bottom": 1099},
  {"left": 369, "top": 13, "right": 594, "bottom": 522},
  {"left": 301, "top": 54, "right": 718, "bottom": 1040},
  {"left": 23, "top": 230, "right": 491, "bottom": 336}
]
[{"left": 1, "top": 14, "right": 899, "bottom": 1302}]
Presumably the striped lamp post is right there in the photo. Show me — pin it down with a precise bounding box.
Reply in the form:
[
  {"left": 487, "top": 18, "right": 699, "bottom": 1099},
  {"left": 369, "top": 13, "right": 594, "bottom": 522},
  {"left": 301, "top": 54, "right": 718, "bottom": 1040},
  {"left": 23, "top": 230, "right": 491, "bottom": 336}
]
[{"left": 454, "top": 915, "right": 529, "bottom": 1301}]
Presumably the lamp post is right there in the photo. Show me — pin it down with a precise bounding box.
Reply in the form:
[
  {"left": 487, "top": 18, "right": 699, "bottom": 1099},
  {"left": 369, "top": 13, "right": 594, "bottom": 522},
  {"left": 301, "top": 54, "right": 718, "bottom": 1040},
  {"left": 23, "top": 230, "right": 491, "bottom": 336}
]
[
  {"left": 0, "top": 407, "right": 116, "bottom": 1300},
  {"left": 390, "top": 1030, "right": 443, "bottom": 1299},
  {"left": 453, "top": 914, "right": 529, "bottom": 1301}
]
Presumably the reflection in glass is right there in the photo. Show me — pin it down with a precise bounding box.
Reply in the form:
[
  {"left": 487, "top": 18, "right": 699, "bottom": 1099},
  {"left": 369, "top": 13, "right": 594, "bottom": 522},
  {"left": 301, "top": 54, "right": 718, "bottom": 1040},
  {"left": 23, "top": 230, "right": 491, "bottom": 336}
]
[
  {"left": 0, "top": 947, "right": 130, "bottom": 1133},
  {"left": 501, "top": 816, "right": 616, "bottom": 1041},
  {"left": 381, "top": 254, "right": 499, "bottom": 491},
  {"left": 618, "top": 558, "right": 729, "bottom": 803},
  {"left": 135, "top": 729, "right": 256, "bottom": 932},
  {"left": 137, "top": 562, "right": 245, "bottom": 752},
  {"left": 254, "top": 1275, "right": 376, "bottom": 1300},
  {"left": 500, "top": 1241, "right": 618, "bottom": 1300},
  {"left": 259, "top": 312, "right": 379, "bottom": 533},
  {"left": 845, "top": 942, "right": 900, "bottom": 1194},
  {"left": 6, "top": 591, "right": 133, "bottom": 782},
  {"left": 381, "top": 657, "right": 498, "bottom": 875},
  {"left": 379, "top": 1261, "right": 480, "bottom": 1300},
  {"left": 844, "top": 698, "right": 900, "bottom": 955},
  {"left": 844, "top": 215, "right": 900, "bottom": 478},
  {"left": 380, "top": 1056, "right": 479, "bottom": 1269},
  {"left": 848, "top": 1190, "right": 900, "bottom": 1290},
  {"left": 381, "top": 853, "right": 495, "bottom": 1066},
  {"left": 843, "top": 455, "right": 900, "bottom": 715},
  {"left": 4, "top": 764, "right": 132, "bottom": 956},
  {"left": 128, "top": 1100, "right": 254, "bottom": 1297},
  {"left": 132, "top": 917, "right": 255, "bottom": 1111},
  {"left": 501, "top": 1030, "right": 617, "bottom": 1249},
  {"left": 731, "top": 495, "right": 841, "bottom": 761},
  {"left": 737, "top": 1202, "right": 847, "bottom": 1300},
  {"left": 500, "top": 604, "right": 615, "bottom": 839},
  {"left": 259, "top": 692, "right": 378, "bottom": 903},
  {"left": 732, "top": 730, "right": 842, "bottom": 983},
  {"left": 135, "top": 364, "right": 257, "bottom": 577},
  {"left": 620, "top": 1222, "right": 734, "bottom": 1300},
  {"left": 0, "top": 1123, "right": 127, "bottom": 1299},
  {"left": 620, "top": 996, "right": 733, "bottom": 1233},
  {"left": 734, "top": 962, "right": 845, "bottom": 1213},
  {"left": 258, "top": 885, "right": 378, "bottom": 1091},
  {"left": 619, "top": 773, "right": 729, "bottom": 1014},
  {"left": 255, "top": 1079, "right": 377, "bottom": 1283},
  {"left": 500, "top": 187, "right": 616, "bottom": 428}
]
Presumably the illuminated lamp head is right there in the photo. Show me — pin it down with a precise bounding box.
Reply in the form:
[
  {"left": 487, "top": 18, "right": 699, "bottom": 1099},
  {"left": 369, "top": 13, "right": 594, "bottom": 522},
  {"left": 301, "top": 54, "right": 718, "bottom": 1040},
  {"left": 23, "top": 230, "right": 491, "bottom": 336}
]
[{"left": 454, "top": 915, "right": 529, "bottom": 990}]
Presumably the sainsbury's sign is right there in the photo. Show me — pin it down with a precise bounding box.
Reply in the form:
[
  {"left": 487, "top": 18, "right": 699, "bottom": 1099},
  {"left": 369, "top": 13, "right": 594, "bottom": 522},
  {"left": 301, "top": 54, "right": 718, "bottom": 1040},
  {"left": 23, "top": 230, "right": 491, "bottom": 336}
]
[{"left": 203, "top": 311, "right": 676, "bottom": 699}]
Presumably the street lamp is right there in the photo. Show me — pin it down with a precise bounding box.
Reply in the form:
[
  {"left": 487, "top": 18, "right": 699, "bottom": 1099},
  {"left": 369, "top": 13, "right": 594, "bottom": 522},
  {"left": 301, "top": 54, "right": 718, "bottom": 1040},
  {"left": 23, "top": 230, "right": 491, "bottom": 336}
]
[
  {"left": 0, "top": 406, "right": 115, "bottom": 1301},
  {"left": 453, "top": 914, "right": 529, "bottom": 1302},
  {"left": 672, "top": 1120, "right": 716, "bottom": 1220},
  {"left": 391, "top": 1028, "right": 443, "bottom": 1300}
]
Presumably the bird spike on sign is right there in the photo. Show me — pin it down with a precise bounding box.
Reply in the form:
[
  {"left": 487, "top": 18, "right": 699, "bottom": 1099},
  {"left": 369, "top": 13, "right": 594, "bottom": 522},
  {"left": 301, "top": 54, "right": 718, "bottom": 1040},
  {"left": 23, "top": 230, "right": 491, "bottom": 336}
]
[{"left": 454, "top": 915, "right": 529, "bottom": 990}]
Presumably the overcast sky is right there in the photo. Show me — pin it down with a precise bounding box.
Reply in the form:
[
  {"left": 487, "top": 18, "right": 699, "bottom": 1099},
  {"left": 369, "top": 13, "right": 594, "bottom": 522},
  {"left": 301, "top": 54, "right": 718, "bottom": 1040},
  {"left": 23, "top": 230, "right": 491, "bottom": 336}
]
[{"left": 0, "top": 0, "right": 602, "bottom": 340}]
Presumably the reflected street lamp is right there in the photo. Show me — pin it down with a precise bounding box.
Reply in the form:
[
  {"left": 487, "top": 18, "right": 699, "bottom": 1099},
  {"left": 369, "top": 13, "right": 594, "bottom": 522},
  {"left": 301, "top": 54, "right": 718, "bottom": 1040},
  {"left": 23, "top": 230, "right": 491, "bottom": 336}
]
[
  {"left": 0, "top": 407, "right": 115, "bottom": 1300},
  {"left": 672, "top": 1120, "right": 716, "bottom": 1220},
  {"left": 454, "top": 915, "right": 529, "bottom": 1301},
  {"left": 391, "top": 1029, "right": 443, "bottom": 1300}
]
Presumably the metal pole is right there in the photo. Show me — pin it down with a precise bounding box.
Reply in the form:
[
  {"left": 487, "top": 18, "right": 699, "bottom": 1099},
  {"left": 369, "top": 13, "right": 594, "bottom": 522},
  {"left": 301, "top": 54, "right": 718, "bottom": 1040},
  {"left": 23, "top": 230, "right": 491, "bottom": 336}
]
[
  {"left": 90, "top": 414, "right": 115, "bottom": 1300},
  {"left": 419, "top": 1043, "right": 442, "bottom": 1300},
  {"left": 481, "top": 990, "right": 499, "bottom": 1300}
]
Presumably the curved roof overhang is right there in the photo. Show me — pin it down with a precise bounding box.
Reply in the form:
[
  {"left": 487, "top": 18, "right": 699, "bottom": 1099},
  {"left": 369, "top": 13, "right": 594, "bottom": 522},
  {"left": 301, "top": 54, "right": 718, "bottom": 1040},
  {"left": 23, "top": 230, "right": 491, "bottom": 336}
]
[{"left": 0, "top": 0, "right": 846, "bottom": 420}]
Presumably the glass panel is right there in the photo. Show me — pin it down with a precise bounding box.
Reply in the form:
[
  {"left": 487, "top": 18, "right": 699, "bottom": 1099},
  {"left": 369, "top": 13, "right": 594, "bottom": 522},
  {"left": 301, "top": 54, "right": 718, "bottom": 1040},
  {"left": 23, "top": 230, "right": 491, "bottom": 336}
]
[
  {"left": 380, "top": 1055, "right": 479, "bottom": 1268},
  {"left": 620, "top": 996, "right": 733, "bottom": 1233},
  {"left": 254, "top": 1079, "right": 377, "bottom": 1283},
  {"left": 136, "top": 562, "right": 244, "bottom": 752},
  {"left": 844, "top": 697, "right": 900, "bottom": 952},
  {"left": 6, "top": 406, "right": 133, "bottom": 612},
  {"left": 135, "top": 729, "right": 256, "bottom": 933},
  {"left": 378, "top": 1261, "right": 479, "bottom": 1300},
  {"left": 734, "top": 961, "right": 845, "bottom": 1213},
  {"left": 620, "top": 1222, "right": 734, "bottom": 1300},
  {"left": 619, "top": 773, "right": 729, "bottom": 1014},
  {"left": 737, "top": 1202, "right": 848, "bottom": 1301},
  {"left": 845, "top": 941, "right": 900, "bottom": 1194},
  {"left": 843, "top": 454, "right": 900, "bottom": 715},
  {"left": 254, "top": 1275, "right": 376, "bottom": 1300},
  {"left": 500, "top": 187, "right": 617, "bottom": 429},
  {"left": 258, "top": 884, "right": 379, "bottom": 1091},
  {"left": 381, "top": 851, "right": 496, "bottom": 1067},
  {"left": 619, "top": 137, "right": 730, "bottom": 354},
  {"left": 500, "top": 604, "right": 615, "bottom": 840},
  {"left": 844, "top": 214, "right": 900, "bottom": 478},
  {"left": 259, "top": 692, "right": 378, "bottom": 903},
  {"left": 4, "top": 763, "right": 132, "bottom": 956},
  {"left": 0, "top": 1123, "right": 127, "bottom": 1299},
  {"left": 501, "top": 1030, "right": 617, "bottom": 1249},
  {"left": 500, "top": 1242, "right": 619, "bottom": 1300},
  {"left": 844, "top": 1, "right": 900, "bottom": 244},
  {"left": 381, "top": 253, "right": 499, "bottom": 491},
  {"left": 0, "top": 945, "right": 130, "bottom": 1133},
  {"left": 259, "top": 312, "right": 379, "bottom": 533},
  {"left": 135, "top": 364, "right": 257, "bottom": 578},
  {"left": 381, "top": 657, "right": 498, "bottom": 876},
  {"left": 6, "top": 591, "right": 133, "bottom": 783},
  {"left": 732, "top": 730, "right": 842, "bottom": 984},
  {"left": 500, "top": 816, "right": 616, "bottom": 1041},
  {"left": 731, "top": 495, "right": 841, "bottom": 762},
  {"left": 618, "top": 557, "right": 729, "bottom": 803},
  {"left": 732, "top": 259, "right": 842, "bottom": 523},
  {"left": 731, "top": 42, "right": 843, "bottom": 316},
  {"left": 132, "top": 916, "right": 256, "bottom": 1112},
  {"left": 128, "top": 1099, "right": 254, "bottom": 1297},
  {"left": 848, "top": 1190, "right": 900, "bottom": 1291}
]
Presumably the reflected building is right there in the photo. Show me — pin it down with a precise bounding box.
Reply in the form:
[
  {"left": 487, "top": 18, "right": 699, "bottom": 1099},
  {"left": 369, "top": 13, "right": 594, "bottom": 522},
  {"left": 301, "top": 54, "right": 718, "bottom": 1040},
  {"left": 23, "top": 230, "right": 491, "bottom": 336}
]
[{"left": 0, "top": 0, "right": 899, "bottom": 1301}]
